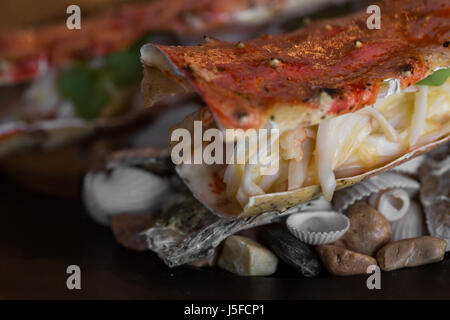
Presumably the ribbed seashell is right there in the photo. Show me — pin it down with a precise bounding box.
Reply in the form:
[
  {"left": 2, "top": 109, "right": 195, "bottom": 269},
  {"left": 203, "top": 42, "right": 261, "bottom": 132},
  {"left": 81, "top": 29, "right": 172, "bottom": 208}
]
[
  {"left": 390, "top": 201, "right": 427, "bottom": 241},
  {"left": 301, "top": 196, "right": 334, "bottom": 212},
  {"left": 286, "top": 211, "right": 350, "bottom": 245},
  {"left": 333, "top": 172, "right": 420, "bottom": 213},
  {"left": 390, "top": 155, "right": 425, "bottom": 175},
  {"left": 419, "top": 144, "right": 450, "bottom": 251},
  {"left": 368, "top": 188, "right": 410, "bottom": 222},
  {"left": 83, "top": 166, "right": 172, "bottom": 226}
]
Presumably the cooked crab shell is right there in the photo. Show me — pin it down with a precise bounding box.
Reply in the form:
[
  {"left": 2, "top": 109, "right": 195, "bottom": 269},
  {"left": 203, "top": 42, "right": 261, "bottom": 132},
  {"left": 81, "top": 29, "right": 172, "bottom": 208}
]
[{"left": 142, "top": 0, "right": 450, "bottom": 220}]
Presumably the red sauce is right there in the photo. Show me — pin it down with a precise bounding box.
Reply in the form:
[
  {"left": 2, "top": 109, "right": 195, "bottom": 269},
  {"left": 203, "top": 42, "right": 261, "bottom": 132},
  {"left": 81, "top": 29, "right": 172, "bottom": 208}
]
[
  {"left": 156, "top": 0, "right": 450, "bottom": 129},
  {"left": 209, "top": 171, "right": 227, "bottom": 195}
]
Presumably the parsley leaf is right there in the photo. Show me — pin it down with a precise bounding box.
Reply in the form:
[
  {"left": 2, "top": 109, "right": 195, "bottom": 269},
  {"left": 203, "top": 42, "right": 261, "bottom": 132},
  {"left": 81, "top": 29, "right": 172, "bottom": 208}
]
[
  {"left": 417, "top": 68, "right": 450, "bottom": 86},
  {"left": 104, "top": 33, "right": 155, "bottom": 86},
  {"left": 57, "top": 64, "right": 109, "bottom": 120}
]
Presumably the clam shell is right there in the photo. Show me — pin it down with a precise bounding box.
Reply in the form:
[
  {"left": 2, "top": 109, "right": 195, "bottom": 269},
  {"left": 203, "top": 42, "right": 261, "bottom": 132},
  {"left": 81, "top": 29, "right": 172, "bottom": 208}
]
[
  {"left": 419, "top": 144, "right": 450, "bottom": 251},
  {"left": 390, "top": 201, "right": 427, "bottom": 241},
  {"left": 368, "top": 188, "right": 411, "bottom": 222},
  {"left": 333, "top": 172, "right": 420, "bottom": 213},
  {"left": 286, "top": 211, "right": 350, "bottom": 245}
]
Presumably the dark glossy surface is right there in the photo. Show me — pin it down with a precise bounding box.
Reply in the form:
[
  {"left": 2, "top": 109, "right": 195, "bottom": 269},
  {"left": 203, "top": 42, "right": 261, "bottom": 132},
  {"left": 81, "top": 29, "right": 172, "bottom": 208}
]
[{"left": 1, "top": 177, "right": 449, "bottom": 300}]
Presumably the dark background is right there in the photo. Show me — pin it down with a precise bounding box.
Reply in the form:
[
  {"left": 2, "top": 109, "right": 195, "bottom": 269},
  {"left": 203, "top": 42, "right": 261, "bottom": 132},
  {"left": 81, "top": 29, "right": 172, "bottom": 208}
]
[
  {"left": 0, "top": 0, "right": 448, "bottom": 300},
  {"left": 1, "top": 176, "right": 449, "bottom": 300}
]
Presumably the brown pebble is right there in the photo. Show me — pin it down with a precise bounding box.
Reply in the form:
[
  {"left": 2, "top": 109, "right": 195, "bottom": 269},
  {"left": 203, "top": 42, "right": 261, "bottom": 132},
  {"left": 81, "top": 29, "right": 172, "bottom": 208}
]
[
  {"left": 317, "top": 244, "right": 377, "bottom": 276},
  {"left": 335, "top": 201, "right": 391, "bottom": 256},
  {"left": 376, "top": 236, "right": 447, "bottom": 271},
  {"left": 111, "top": 213, "right": 156, "bottom": 251}
]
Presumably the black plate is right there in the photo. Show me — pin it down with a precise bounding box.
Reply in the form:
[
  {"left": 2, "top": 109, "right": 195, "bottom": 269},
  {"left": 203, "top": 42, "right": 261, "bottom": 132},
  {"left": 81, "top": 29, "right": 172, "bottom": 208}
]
[{"left": 1, "top": 177, "right": 449, "bottom": 300}]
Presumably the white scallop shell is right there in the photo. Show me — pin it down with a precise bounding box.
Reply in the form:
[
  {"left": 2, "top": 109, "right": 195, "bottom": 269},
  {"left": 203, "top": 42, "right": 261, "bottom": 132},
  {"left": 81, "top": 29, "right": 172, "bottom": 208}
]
[
  {"left": 286, "top": 211, "right": 350, "bottom": 245},
  {"left": 368, "top": 188, "right": 411, "bottom": 222},
  {"left": 332, "top": 172, "right": 420, "bottom": 212},
  {"left": 390, "top": 201, "right": 427, "bottom": 241},
  {"left": 83, "top": 166, "right": 171, "bottom": 226}
]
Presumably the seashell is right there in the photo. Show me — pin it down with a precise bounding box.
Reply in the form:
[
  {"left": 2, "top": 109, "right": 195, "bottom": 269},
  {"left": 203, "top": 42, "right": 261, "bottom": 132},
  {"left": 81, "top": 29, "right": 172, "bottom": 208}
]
[
  {"left": 145, "top": 194, "right": 314, "bottom": 267},
  {"left": 106, "top": 147, "right": 173, "bottom": 175},
  {"left": 390, "top": 155, "right": 425, "bottom": 175},
  {"left": 301, "top": 196, "right": 333, "bottom": 212},
  {"left": 368, "top": 188, "right": 410, "bottom": 222},
  {"left": 333, "top": 172, "right": 420, "bottom": 213},
  {"left": 390, "top": 201, "right": 427, "bottom": 241},
  {"left": 286, "top": 211, "right": 350, "bottom": 245},
  {"left": 83, "top": 166, "right": 172, "bottom": 226},
  {"left": 419, "top": 144, "right": 450, "bottom": 251}
]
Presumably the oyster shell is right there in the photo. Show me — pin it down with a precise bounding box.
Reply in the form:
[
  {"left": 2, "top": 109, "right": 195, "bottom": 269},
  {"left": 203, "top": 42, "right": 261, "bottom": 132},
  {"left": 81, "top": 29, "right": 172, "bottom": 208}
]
[
  {"left": 419, "top": 144, "right": 450, "bottom": 251},
  {"left": 144, "top": 193, "right": 321, "bottom": 267},
  {"left": 286, "top": 211, "right": 349, "bottom": 245},
  {"left": 333, "top": 172, "right": 420, "bottom": 213},
  {"left": 390, "top": 201, "right": 427, "bottom": 242}
]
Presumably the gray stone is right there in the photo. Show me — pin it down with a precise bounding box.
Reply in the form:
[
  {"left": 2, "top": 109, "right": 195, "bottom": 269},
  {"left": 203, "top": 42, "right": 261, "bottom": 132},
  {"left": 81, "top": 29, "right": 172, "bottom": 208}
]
[{"left": 262, "top": 224, "right": 322, "bottom": 277}]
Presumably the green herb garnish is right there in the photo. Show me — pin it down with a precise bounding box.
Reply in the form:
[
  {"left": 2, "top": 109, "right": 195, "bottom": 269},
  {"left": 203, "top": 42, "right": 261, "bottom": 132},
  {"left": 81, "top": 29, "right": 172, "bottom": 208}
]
[
  {"left": 57, "top": 33, "right": 155, "bottom": 119},
  {"left": 105, "top": 33, "right": 155, "bottom": 86},
  {"left": 57, "top": 64, "right": 109, "bottom": 120},
  {"left": 416, "top": 68, "right": 450, "bottom": 86}
]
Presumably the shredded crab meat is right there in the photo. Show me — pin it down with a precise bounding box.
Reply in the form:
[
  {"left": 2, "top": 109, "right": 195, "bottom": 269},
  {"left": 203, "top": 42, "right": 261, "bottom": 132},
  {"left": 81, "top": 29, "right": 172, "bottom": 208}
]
[
  {"left": 288, "top": 138, "right": 313, "bottom": 191},
  {"left": 221, "top": 80, "right": 450, "bottom": 207},
  {"left": 410, "top": 85, "right": 428, "bottom": 147}
]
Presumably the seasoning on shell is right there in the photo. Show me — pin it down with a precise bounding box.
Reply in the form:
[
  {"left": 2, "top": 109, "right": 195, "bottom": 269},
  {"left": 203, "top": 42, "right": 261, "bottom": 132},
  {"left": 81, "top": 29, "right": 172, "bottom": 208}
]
[
  {"left": 270, "top": 58, "right": 281, "bottom": 69},
  {"left": 236, "top": 41, "right": 246, "bottom": 48},
  {"left": 286, "top": 211, "right": 350, "bottom": 245},
  {"left": 354, "top": 40, "right": 363, "bottom": 48}
]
